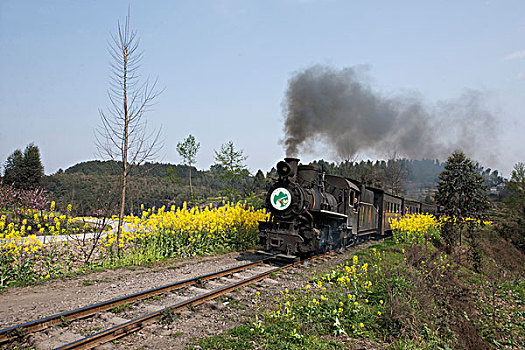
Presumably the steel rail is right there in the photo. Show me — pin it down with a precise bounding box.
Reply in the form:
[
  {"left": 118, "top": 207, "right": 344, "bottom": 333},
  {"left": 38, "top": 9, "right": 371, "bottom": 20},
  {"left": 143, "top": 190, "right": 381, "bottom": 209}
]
[
  {"left": 0, "top": 258, "right": 271, "bottom": 343},
  {"left": 56, "top": 263, "right": 290, "bottom": 350},
  {"left": 57, "top": 249, "right": 349, "bottom": 349}
]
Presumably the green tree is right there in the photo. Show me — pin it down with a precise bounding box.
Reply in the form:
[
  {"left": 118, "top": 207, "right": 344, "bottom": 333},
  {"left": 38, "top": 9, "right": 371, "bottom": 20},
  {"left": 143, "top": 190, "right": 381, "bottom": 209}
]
[
  {"left": 436, "top": 151, "right": 488, "bottom": 218},
  {"left": 3, "top": 149, "right": 24, "bottom": 187},
  {"left": 3, "top": 144, "right": 44, "bottom": 190},
  {"left": 505, "top": 162, "right": 525, "bottom": 217},
  {"left": 254, "top": 169, "right": 265, "bottom": 190},
  {"left": 176, "top": 134, "right": 200, "bottom": 204},
  {"left": 435, "top": 150, "right": 489, "bottom": 255},
  {"left": 214, "top": 141, "right": 249, "bottom": 202}
]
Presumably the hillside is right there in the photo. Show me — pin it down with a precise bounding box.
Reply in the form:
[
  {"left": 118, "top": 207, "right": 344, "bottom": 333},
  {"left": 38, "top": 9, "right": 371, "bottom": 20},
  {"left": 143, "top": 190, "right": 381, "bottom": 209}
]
[{"left": 44, "top": 159, "right": 504, "bottom": 216}]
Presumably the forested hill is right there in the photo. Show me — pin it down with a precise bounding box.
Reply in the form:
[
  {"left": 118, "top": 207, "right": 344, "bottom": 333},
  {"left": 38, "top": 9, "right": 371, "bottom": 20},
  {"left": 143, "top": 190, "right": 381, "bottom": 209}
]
[
  {"left": 46, "top": 160, "right": 260, "bottom": 215},
  {"left": 44, "top": 159, "right": 504, "bottom": 216},
  {"left": 63, "top": 160, "right": 193, "bottom": 177}
]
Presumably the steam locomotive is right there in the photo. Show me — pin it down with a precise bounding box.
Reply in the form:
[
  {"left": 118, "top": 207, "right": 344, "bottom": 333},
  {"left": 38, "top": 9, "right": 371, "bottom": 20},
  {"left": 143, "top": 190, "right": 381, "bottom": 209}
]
[{"left": 258, "top": 158, "right": 439, "bottom": 258}]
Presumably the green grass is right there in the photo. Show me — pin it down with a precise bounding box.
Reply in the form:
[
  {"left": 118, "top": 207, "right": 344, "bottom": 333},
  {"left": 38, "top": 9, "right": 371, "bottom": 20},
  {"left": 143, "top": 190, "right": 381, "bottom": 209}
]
[
  {"left": 190, "top": 229, "right": 524, "bottom": 350},
  {"left": 190, "top": 323, "right": 344, "bottom": 350},
  {"left": 109, "top": 302, "right": 132, "bottom": 314}
]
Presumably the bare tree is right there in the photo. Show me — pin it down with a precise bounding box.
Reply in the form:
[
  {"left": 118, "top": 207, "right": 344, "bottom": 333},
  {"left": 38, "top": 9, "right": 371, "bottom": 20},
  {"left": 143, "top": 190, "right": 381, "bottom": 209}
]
[
  {"left": 95, "top": 10, "right": 163, "bottom": 254},
  {"left": 383, "top": 151, "right": 407, "bottom": 196}
]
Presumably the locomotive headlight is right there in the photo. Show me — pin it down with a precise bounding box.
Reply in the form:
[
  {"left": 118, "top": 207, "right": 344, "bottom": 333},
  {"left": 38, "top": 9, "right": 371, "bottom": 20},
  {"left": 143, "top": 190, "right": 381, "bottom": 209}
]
[
  {"left": 276, "top": 161, "right": 291, "bottom": 177},
  {"left": 270, "top": 187, "right": 292, "bottom": 210}
]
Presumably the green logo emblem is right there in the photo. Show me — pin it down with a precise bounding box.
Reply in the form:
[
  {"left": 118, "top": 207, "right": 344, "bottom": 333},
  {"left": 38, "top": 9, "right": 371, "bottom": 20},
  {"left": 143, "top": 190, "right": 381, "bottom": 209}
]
[{"left": 270, "top": 188, "right": 291, "bottom": 210}]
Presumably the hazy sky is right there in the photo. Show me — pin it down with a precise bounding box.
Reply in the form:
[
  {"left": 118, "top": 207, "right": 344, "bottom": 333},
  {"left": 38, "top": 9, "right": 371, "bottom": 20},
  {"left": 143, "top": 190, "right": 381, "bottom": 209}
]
[{"left": 1, "top": 0, "right": 524, "bottom": 176}]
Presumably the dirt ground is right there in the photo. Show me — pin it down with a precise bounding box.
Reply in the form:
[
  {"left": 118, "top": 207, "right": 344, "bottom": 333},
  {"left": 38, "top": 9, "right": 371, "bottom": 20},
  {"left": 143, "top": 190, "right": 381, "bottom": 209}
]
[{"left": 0, "top": 246, "right": 371, "bottom": 350}]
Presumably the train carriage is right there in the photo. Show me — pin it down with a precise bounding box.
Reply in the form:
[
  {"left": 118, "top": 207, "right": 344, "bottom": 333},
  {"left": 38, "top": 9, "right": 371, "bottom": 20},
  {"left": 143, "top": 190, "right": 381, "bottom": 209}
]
[
  {"left": 404, "top": 199, "right": 421, "bottom": 215},
  {"left": 381, "top": 192, "right": 403, "bottom": 234},
  {"left": 421, "top": 203, "right": 440, "bottom": 215},
  {"left": 356, "top": 186, "right": 379, "bottom": 236}
]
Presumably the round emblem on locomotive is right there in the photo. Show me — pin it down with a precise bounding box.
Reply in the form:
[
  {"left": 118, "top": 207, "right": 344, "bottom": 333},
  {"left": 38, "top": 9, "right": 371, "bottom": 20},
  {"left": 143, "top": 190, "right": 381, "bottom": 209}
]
[{"left": 270, "top": 188, "right": 292, "bottom": 210}]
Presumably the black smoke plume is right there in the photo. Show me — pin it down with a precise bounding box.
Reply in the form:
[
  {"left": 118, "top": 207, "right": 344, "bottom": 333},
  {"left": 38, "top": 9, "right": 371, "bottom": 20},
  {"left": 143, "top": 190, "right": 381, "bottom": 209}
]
[{"left": 283, "top": 65, "right": 499, "bottom": 165}]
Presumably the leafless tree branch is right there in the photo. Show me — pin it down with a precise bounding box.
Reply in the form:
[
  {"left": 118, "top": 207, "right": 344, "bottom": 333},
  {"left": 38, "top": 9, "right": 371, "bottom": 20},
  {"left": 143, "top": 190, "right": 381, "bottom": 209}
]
[{"left": 94, "top": 9, "right": 163, "bottom": 255}]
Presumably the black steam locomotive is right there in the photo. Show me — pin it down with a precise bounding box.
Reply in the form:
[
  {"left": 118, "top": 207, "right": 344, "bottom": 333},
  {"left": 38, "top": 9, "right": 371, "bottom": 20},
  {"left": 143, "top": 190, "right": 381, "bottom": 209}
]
[{"left": 258, "top": 158, "right": 439, "bottom": 258}]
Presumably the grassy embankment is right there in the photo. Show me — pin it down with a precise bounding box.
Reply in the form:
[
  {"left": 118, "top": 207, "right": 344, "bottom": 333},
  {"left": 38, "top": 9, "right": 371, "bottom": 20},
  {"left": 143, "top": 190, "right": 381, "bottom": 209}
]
[{"left": 191, "top": 215, "right": 524, "bottom": 350}]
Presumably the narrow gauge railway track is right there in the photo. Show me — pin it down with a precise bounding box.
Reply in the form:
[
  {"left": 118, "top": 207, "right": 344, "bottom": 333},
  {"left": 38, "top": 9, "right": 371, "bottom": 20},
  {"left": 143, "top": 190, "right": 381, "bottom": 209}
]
[
  {"left": 57, "top": 260, "right": 291, "bottom": 350},
  {"left": 0, "top": 258, "right": 275, "bottom": 348},
  {"left": 1, "top": 246, "right": 363, "bottom": 349}
]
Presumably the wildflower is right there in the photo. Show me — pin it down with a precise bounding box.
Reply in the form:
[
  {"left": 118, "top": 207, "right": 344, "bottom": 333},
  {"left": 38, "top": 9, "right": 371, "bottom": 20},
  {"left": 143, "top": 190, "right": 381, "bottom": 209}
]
[
  {"left": 360, "top": 322, "right": 364, "bottom": 328},
  {"left": 377, "top": 311, "right": 381, "bottom": 316}
]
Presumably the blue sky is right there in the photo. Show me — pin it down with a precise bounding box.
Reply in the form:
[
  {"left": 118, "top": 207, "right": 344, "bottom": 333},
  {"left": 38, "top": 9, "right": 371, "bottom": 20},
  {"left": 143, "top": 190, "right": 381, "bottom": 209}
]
[{"left": 1, "top": 0, "right": 524, "bottom": 176}]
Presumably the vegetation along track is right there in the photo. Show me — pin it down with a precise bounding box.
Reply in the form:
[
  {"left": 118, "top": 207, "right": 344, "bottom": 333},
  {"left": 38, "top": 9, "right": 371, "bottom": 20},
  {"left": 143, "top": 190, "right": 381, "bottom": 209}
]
[{"left": 1, "top": 241, "right": 371, "bottom": 349}]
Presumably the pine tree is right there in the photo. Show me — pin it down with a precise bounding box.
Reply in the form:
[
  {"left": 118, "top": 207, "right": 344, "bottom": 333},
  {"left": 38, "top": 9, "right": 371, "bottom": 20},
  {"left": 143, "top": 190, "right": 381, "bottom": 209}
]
[
  {"left": 3, "top": 144, "right": 44, "bottom": 189},
  {"left": 435, "top": 150, "right": 488, "bottom": 256},
  {"left": 3, "top": 149, "right": 24, "bottom": 187},
  {"left": 436, "top": 150, "right": 488, "bottom": 219},
  {"left": 23, "top": 143, "right": 44, "bottom": 189},
  {"left": 254, "top": 169, "right": 266, "bottom": 190}
]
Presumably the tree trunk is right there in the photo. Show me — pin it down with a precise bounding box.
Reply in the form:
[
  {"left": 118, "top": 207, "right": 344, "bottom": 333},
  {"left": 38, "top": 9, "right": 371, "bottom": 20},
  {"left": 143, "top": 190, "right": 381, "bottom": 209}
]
[
  {"left": 117, "top": 170, "right": 127, "bottom": 257},
  {"left": 117, "top": 48, "right": 129, "bottom": 258},
  {"left": 189, "top": 165, "right": 193, "bottom": 203}
]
